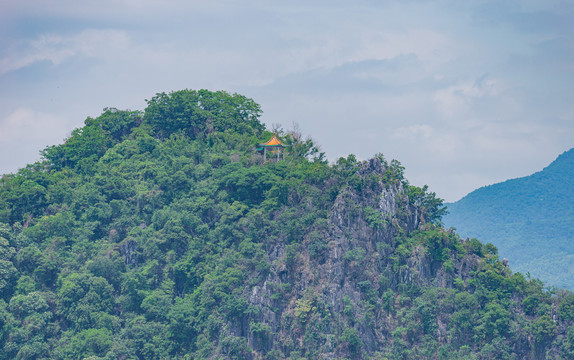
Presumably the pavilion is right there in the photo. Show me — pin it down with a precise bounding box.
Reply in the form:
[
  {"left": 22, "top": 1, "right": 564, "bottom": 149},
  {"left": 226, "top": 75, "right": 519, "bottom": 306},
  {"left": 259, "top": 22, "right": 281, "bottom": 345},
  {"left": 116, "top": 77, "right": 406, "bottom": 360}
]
[{"left": 257, "top": 134, "right": 286, "bottom": 162}]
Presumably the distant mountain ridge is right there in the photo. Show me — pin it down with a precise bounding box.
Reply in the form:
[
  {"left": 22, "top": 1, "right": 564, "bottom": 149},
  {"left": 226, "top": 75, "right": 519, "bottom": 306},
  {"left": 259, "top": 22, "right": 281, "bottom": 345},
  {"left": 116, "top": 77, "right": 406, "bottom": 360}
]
[{"left": 444, "top": 148, "right": 574, "bottom": 289}]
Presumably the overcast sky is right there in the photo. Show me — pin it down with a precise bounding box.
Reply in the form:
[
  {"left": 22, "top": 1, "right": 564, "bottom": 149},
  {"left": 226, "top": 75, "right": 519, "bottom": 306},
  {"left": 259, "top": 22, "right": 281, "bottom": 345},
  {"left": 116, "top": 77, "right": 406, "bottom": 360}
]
[{"left": 1, "top": 0, "right": 573, "bottom": 201}]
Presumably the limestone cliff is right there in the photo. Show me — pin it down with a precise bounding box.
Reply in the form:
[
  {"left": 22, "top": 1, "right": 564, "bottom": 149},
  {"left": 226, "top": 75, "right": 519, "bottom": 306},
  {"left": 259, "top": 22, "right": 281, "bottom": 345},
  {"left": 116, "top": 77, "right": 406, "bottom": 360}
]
[{"left": 213, "top": 157, "right": 570, "bottom": 359}]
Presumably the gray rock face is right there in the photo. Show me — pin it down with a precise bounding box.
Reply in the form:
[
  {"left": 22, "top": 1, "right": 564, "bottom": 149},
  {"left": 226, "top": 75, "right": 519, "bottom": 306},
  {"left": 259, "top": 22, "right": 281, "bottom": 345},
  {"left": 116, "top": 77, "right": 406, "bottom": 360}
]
[
  {"left": 379, "top": 186, "right": 399, "bottom": 220},
  {"left": 233, "top": 157, "right": 470, "bottom": 359}
]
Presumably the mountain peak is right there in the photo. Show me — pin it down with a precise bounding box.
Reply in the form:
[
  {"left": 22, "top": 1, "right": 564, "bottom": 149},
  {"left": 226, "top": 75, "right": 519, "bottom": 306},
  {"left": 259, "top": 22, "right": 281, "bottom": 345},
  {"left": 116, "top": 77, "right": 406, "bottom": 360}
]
[
  {"left": 445, "top": 146, "right": 574, "bottom": 289},
  {"left": 542, "top": 147, "right": 574, "bottom": 174}
]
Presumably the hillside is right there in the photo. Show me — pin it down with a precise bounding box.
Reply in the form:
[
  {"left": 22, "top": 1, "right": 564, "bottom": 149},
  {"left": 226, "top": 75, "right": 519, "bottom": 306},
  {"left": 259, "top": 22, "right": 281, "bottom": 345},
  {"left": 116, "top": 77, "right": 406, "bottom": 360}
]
[
  {"left": 444, "top": 149, "right": 574, "bottom": 290},
  {"left": 1, "top": 89, "right": 574, "bottom": 359}
]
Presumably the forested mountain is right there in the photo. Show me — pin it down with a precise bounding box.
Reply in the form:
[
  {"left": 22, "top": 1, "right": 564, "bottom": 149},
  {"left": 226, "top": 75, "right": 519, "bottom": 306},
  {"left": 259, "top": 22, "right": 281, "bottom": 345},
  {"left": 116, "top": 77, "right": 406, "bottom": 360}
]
[
  {"left": 444, "top": 149, "right": 574, "bottom": 290},
  {"left": 1, "top": 89, "right": 574, "bottom": 359}
]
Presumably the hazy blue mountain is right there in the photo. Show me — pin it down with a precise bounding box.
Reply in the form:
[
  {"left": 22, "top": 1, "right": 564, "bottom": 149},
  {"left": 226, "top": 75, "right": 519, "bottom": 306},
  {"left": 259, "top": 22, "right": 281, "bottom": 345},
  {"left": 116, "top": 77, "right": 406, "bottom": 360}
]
[{"left": 444, "top": 148, "right": 574, "bottom": 289}]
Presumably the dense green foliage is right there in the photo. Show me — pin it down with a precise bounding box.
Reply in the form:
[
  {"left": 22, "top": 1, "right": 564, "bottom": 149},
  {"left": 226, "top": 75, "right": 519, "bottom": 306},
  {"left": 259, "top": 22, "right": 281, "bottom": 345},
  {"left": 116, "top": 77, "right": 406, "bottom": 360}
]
[
  {"left": 444, "top": 149, "right": 574, "bottom": 289},
  {"left": 0, "top": 89, "right": 572, "bottom": 359}
]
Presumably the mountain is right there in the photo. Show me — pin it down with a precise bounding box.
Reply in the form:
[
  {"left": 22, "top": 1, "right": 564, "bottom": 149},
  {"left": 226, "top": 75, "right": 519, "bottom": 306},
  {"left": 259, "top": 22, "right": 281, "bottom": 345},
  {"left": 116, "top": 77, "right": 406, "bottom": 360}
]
[
  {"left": 1, "top": 89, "right": 574, "bottom": 359},
  {"left": 444, "top": 149, "right": 574, "bottom": 290}
]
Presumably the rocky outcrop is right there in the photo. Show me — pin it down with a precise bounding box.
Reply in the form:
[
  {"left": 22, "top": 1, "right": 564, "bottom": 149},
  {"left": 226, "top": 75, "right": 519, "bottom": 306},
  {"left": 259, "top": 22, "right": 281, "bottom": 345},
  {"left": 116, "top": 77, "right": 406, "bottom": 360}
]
[
  {"left": 209, "top": 156, "right": 574, "bottom": 360},
  {"left": 236, "top": 158, "right": 472, "bottom": 359}
]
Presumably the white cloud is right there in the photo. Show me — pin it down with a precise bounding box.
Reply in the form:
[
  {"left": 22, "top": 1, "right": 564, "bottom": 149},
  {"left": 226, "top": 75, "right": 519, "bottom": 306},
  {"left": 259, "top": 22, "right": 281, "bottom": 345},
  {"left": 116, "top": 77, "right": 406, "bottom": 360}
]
[
  {"left": 433, "top": 75, "right": 499, "bottom": 118},
  {"left": 0, "top": 0, "right": 208, "bottom": 20},
  {"left": 0, "top": 108, "right": 69, "bottom": 144},
  {"left": 0, "top": 29, "right": 130, "bottom": 75},
  {"left": 393, "top": 124, "right": 433, "bottom": 140},
  {"left": 0, "top": 108, "right": 72, "bottom": 174}
]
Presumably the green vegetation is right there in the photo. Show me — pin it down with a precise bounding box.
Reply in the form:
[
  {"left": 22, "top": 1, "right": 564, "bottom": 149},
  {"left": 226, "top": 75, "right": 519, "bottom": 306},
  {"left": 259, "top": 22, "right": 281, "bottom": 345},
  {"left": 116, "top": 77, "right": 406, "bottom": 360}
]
[
  {"left": 444, "top": 148, "right": 574, "bottom": 289},
  {"left": 0, "top": 89, "right": 572, "bottom": 359}
]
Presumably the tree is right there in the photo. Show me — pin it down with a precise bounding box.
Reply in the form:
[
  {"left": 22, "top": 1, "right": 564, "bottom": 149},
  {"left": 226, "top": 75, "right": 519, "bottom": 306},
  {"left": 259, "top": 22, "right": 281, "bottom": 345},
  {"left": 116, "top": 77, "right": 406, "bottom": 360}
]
[
  {"left": 143, "top": 89, "right": 263, "bottom": 140},
  {"left": 84, "top": 108, "right": 142, "bottom": 142}
]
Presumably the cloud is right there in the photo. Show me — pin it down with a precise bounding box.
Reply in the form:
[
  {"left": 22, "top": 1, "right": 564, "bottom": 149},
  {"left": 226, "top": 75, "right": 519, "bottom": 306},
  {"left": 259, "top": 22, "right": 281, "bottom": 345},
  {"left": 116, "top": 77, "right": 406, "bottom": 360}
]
[
  {"left": 433, "top": 75, "right": 499, "bottom": 118},
  {"left": 468, "top": 0, "right": 571, "bottom": 33},
  {"left": 0, "top": 29, "right": 130, "bottom": 75},
  {"left": 265, "top": 57, "right": 408, "bottom": 94},
  {"left": 0, "top": 108, "right": 70, "bottom": 144},
  {"left": 0, "top": 108, "right": 71, "bottom": 174},
  {"left": 0, "top": 0, "right": 208, "bottom": 20},
  {"left": 393, "top": 124, "right": 433, "bottom": 140}
]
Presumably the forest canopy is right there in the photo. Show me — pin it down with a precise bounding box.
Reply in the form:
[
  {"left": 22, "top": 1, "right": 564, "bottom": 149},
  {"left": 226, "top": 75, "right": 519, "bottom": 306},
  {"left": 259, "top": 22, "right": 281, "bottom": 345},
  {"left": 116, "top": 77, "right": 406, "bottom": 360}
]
[{"left": 0, "top": 90, "right": 571, "bottom": 360}]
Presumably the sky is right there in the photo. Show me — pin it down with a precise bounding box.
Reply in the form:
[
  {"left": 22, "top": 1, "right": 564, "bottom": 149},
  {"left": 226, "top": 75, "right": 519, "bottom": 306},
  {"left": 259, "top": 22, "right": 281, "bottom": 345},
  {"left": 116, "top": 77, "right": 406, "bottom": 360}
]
[{"left": 1, "top": 0, "right": 573, "bottom": 202}]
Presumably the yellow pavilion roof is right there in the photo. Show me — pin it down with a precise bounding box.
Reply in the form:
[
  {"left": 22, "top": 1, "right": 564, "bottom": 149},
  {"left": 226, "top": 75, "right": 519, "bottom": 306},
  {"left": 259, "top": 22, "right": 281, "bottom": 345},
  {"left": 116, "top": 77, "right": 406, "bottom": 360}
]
[{"left": 261, "top": 134, "right": 285, "bottom": 147}]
